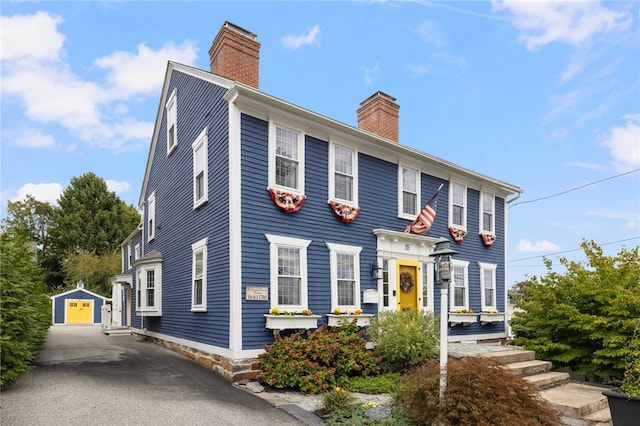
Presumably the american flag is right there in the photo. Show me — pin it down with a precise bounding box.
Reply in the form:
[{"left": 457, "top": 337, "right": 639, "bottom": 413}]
[{"left": 404, "top": 184, "right": 442, "bottom": 235}]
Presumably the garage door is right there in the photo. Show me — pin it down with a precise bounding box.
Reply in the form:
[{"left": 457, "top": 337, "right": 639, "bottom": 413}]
[{"left": 67, "top": 300, "right": 93, "bottom": 324}]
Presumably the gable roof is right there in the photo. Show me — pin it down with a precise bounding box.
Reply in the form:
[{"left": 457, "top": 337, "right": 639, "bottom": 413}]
[{"left": 50, "top": 287, "right": 107, "bottom": 301}]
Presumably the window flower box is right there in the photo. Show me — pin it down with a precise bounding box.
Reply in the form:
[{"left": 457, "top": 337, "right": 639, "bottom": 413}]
[
  {"left": 480, "top": 312, "right": 505, "bottom": 325},
  {"left": 448, "top": 312, "right": 478, "bottom": 326},
  {"left": 264, "top": 309, "right": 320, "bottom": 330},
  {"left": 327, "top": 313, "right": 373, "bottom": 327}
]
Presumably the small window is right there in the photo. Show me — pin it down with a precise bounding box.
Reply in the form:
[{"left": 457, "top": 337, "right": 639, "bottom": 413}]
[
  {"left": 127, "top": 244, "right": 132, "bottom": 269},
  {"left": 422, "top": 262, "right": 430, "bottom": 310},
  {"left": 134, "top": 244, "right": 140, "bottom": 261},
  {"left": 479, "top": 262, "right": 497, "bottom": 311},
  {"left": 330, "top": 144, "right": 357, "bottom": 204},
  {"left": 450, "top": 182, "right": 467, "bottom": 229},
  {"left": 269, "top": 123, "right": 305, "bottom": 194},
  {"left": 326, "top": 242, "right": 362, "bottom": 311},
  {"left": 147, "top": 192, "right": 156, "bottom": 242},
  {"left": 192, "top": 128, "right": 209, "bottom": 209},
  {"left": 450, "top": 259, "right": 469, "bottom": 312},
  {"left": 191, "top": 238, "right": 208, "bottom": 312},
  {"left": 266, "top": 234, "right": 311, "bottom": 312},
  {"left": 480, "top": 192, "right": 495, "bottom": 233},
  {"left": 136, "top": 257, "right": 162, "bottom": 316},
  {"left": 399, "top": 166, "right": 420, "bottom": 218},
  {"left": 382, "top": 259, "right": 390, "bottom": 308},
  {"left": 166, "top": 88, "right": 177, "bottom": 155}
]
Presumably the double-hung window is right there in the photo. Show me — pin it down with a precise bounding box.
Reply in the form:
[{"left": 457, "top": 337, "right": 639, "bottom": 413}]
[
  {"left": 135, "top": 252, "right": 162, "bottom": 316},
  {"left": 450, "top": 182, "right": 467, "bottom": 230},
  {"left": 480, "top": 192, "right": 495, "bottom": 234},
  {"left": 330, "top": 144, "right": 357, "bottom": 204},
  {"left": 192, "top": 127, "right": 208, "bottom": 209},
  {"left": 479, "top": 262, "right": 497, "bottom": 311},
  {"left": 266, "top": 234, "right": 311, "bottom": 311},
  {"left": 399, "top": 165, "right": 420, "bottom": 218},
  {"left": 270, "top": 123, "right": 304, "bottom": 193},
  {"left": 326, "top": 242, "right": 362, "bottom": 311},
  {"left": 147, "top": 192, "right": 156, "bottom": 242},
  {"left": 191, "top": 238, "right": 208, "bottom": 312},
  {"left": 166, "top": 88, "right": 177, "bottom": 155},
  {"left": 450, "top": 259, "right": 469, "bottom": 312}
]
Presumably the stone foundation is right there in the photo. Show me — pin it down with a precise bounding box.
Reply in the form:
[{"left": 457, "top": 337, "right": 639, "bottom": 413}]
[{"left": 141, "top": 334, "right": 261, "bottom": 382}]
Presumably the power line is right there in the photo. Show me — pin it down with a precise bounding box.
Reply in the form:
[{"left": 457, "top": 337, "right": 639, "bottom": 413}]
[
  {"left": 509, "top": 168, "right": 640, "bottom": 208},
  {"left": 509, "top": 236, "right": 640, "bottom": 263}
]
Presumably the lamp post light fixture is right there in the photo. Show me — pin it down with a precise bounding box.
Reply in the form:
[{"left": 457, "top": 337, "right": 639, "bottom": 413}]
[
  {"left": 429, "top": 237, "right": 458, "bottom": 404},
  {"left": 371, "top": 261, "right": 382, "bottom": 280}
]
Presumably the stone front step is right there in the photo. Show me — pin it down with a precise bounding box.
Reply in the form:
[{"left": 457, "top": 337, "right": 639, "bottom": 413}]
[
  {"left": 479, "top": 349, "right": 536, "bottom": 364},
  {"left": 506, "top": 359, "right": 553, "bottom": 377},
  {"left": 539, "top": 383, "right": 610, "bottom": 419},
  {"left": 524, "top": 371, "right": 571, "bottom": 390}
]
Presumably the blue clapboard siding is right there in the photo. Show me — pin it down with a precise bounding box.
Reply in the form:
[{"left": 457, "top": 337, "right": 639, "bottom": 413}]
[
  {"left": 140, "top": 70, "right": 230, "bottom": 347},
  {"left": 52, "top": 289, "right": 106, "bottom": 324}
]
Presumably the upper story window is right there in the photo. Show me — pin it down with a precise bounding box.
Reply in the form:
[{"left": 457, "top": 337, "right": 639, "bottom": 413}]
[
  {"left": 166, "top": 88, "right": 177, "bottom": 156},
  {"left": 326, "top": 242, "right": 362, "bottom": 311},
  {"left": 450, "top": 182, "right": 467, "bottom": 229},
  {"left": 191, "top": 237, "right": 208, "bottom": 312},
  {"left": 265, "top": 234, "right": 311, "bottom": 312},
  {"left": 147, "top": 192, "right": 156, "bottom": 242},
  {"left": 270, "top": 123, "right": 305, "bottom": 194},
  {"left": 450, "top": 259, "right": 469, "bottom": 311},
  {"left": 479, "top": 262, "right": 497, "bottom": 311},
  {"left": 329, "top": 144, "right": 357, "bottom": 204},
  {"left": 134, "top": 244, "right": 140, "bottom": 261},
  {"left": 399, "top": 166, "right": 420, "bottom": 218},
  {"left": 135, "top": 252, "right": 162, "bottom": 316},
  {"left": 480, "top": 192, "right": 495, "bottom": 234},
  {"left": 192, "top": 127, "right": 209, "bottom": 209},
  {"left": 127, "top": 244, "right": 132, "bottom": 269}
]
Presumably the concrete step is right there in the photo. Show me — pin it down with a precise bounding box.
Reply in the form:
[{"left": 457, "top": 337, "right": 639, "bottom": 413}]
[
  {"left": 524, "top": 371, "right": 571, "bottom": 389},
  {"left": 539, "top": 383, "right": 609, "bottom": 419},
  {"left": 102, "top": 327, "right": 131, "bottom": 336},
  {"left": 506, "top": 359, "right": 553, "bottom": 376},
  {"left": 582, "top": 407, "right": 613, "bottom": 426},
  {"left": 479, "top": 349, "right": 536, "bottom": 364}
]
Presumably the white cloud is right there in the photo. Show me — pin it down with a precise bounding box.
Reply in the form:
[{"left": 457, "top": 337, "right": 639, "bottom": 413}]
[
  {"left": 601, "top": 116, "right": 640, "bottom": 172},
  {"left": 5, "top": 127, "right": 56, "bottom": 148},
  {"left": 415, "top": 21, "right": 445, "bottom": 48},
  {"left": 105, "top": 180, "right": 131, "bottom": 195},
  {"left": 516, "top": 239, "right": 561, "bottom": 253},
  {"left": 493, "top": 1, "right": 633, "bottom": 51},
  {"left": 0, "top": 11, "right": 65, "bottom": 61},
  {"left": 11, "top": 183, "right": 63, "bottom": 205},
  {"left": 282, "top": 25, "right": 320, "bottom": 50}
]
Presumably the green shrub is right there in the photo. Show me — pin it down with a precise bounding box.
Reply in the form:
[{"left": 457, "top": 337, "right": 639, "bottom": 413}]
[
  {"left": 395, "top": 357, "right": 560, "bottom": 426},
  {"left": 259, "top": 323, "right": 381, "bottom": 393},
  {"left": 323, "top": 404, "right": 413, "bottom": 426},
  {"left": 339, "top": 373, "right": 401, "bottom": 394},
  {"left": 367, "top": 310, "right": 439, "bottom": 372}
]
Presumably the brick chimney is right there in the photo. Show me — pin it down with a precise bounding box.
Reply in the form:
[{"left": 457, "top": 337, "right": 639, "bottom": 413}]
[
  {"left": 209, "top": 21, "right": 261, "bottom": 89},
  {"left": 357, "top": 91, "right": 400, "bottom": 143}
]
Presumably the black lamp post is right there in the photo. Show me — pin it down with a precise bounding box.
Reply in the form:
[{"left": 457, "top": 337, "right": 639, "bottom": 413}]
[{"left": 429, "top": 237, "right": 458, "bottom": 403}]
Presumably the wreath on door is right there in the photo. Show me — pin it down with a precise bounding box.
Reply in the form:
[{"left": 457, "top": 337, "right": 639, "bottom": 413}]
[{"left": 399, "top": 272, "right": 415, "bottom": 293}]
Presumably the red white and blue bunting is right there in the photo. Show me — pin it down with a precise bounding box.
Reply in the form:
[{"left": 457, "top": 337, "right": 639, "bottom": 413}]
[
  {"left": 329, "top": 200, "right": 360, "bottom": 223},
  {"left": 268, "top": 187, "right": 306, "bottom": 213}
]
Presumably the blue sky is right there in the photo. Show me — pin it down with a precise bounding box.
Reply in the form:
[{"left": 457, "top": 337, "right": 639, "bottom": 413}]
[{"left": 1, "top": 1, "right": 639, "bottom": 287}]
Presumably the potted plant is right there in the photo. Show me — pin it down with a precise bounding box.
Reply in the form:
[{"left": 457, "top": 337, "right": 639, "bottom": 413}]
[
  {"left": 326, "top": 308, "right": 373, "bottom": 327},
  {"left": 603, "top": 321, "right": 640, "bottom": 425},
  {"left": 480, "top": 309, "right": 506, "bottom": 325},
  {"left": 264, "top": 307, "right": 320, "bottom": 330},
  {"left": 448, "top": 309, "right": 478, "bottom": 326}
]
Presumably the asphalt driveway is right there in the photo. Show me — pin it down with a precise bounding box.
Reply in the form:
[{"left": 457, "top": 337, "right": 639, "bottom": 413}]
[{"left": 1, "top": 325, "right": 305, "bottom": 426}]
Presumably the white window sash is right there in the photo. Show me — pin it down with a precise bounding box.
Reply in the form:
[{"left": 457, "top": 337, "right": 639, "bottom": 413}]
[
  {"left": 191, "top": 237, "right": 208, "bottom": 311},
  {"left": 479, "top": 262, "right": 497, "bottom": 311},
  {"left": 266, "top": 234, "right": 311, "bottom": 311},
  {"left": 269, "top": 122, "right": 305, "bottom": 194},
  {"left": 192, "top": 127, "right": 209, "bottom": 209},
  {"left": 449, "top": 259, "right": 469, "bottom": 311},
  {"left": 326, "top": 242, "right": 362, "bottom": 311},
  {"left": 329, "top": 143, "right": 358, "bottom": 204},
  {"left": 398, "top": 165, "right": 420, "bottom": 218},
  {"left": 449, "top": 182, "right": 467, "bottom": 229},
  {"left": 147, "top": 192, "right": 156, "bottom": 242},
  {"left": 166, "top": 88, "right": 178, "bottom": 155}
]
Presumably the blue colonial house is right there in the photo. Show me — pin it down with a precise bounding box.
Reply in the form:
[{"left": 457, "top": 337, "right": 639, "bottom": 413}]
[{"left": 111, "top": 22, "right": 522, "bottom": 382}]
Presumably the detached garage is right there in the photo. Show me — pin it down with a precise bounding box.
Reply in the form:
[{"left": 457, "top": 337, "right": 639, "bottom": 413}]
[{"left": 51, "top": 281, "right": 107, "bottom": 325}]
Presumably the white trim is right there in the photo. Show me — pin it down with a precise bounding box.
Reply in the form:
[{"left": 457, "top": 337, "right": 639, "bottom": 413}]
[
  {"left": 421, "top": 261, "right": 435, "bottom": 313},
  {"left": 449, "top": 181, "right": 467, "bottom": 230},
  {"left": 147, "top": 191, "right": 156, "bottom": 242},
  {"left": 166, "top": 88, "right": 178, "bottom": 156},
  {"left": 135, "top": 258, "right": 162, "bottom": 316},
  {"left": 479, "top": 262, "right": 497, "bottom": 311},
  {"left": 191, "top": 237, "right": 209, "bottom": 312},
  {"left": 265, "top": 234, "right": 311, "bottom": 311},
  {"left": 450, "top": 259, "right": 470, "bottom": 312},
  {"left": 326, "top": 242, "right": 362, "bottom": 311},
  {"left": 398, "top": 164, "right": 420, "bottom": 219},
  {"left": 192, "top": 127, "right": 209, "bottom": 209},
  {"left": 268, "top": 121, "right": 305, "bottom": 195},
  {"left": 328, "top": 142, "right": 358, "bottom": 205}
]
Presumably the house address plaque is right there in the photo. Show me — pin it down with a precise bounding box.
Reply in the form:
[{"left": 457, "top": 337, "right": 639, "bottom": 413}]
[{"left": 246, "top": 286, "right": 269, "bottom": 301}]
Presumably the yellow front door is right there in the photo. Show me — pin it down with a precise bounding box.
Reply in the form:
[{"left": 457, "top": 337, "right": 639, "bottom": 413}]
[
  {"left": 398, "top": 262, "right": 419, "bottom": 311},
  {"left": 67, "top": 300, "right": 93, "bottom": 324}
]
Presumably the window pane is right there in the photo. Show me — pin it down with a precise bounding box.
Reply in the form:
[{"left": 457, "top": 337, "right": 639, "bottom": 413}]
[
  {"left": 335, "top": 174, "right": 353, "bottom": 201},
  {"left": 194, "top": 279, "right": 203, "bottom": 305},
  {"left": 403, "top": 192, "right": 417, "bottom": 215},
  {"left": 146, "top": 270, "right": 155, "bottom": 307},
  {"left": 278, "top": 247, "right": 301, "bottom": 305},
  {"left": 483, "top": 212, "right": 493, "bottom": 232},
  {"left": 276, "top": 127, "right": 298, "bottom": 160},
  {"left": 453, "top": 205, "right": 464, "bottom": 226},
  {"left": 278, "top": 277, "right": 301, "bottom": 305},
  {"left": 337, "top": 280, "right": 354, "bottom": 305},
  {"left": 336, "top": 253, "right": 354, "bottom": 280},
  {"left": 402, "top": 168, "right": 417, "bottom": 192},
  {"left": 452, "top": 183, "right": 464, "bottom": 205},
  {"left": 195, "top": 172, "right": 204, "bottom": 200},
  {"left": 168, "top": 125, "right": 175, "bottom": 147},
  {"left": 276, "top": 157, "right": 298, "bottom": 188},
  {"left": 335, "top": 146, "right": 352, "bottom": 175}
]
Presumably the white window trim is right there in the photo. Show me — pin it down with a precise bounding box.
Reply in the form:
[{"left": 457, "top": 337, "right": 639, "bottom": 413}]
[
  {"left": 326, "top": 242, "right": 362, "bottom": 311},
  {"left": 479, "top": 262, "right": 497, "bottom": 311},
  {"left": 166, "top": 88, "right": 178, "bottom": 156},
  {"left": 265, "top": 234, "right": 311, "bottom": 311},
  {"left": 328, "top": 142, "right": 358, "bottom": 205},
  {"left": 147, "top": 192, "right": 156, "bottom": 242},
  {"left": 135, "top": 260, "right": 162, "bottom": 316},
  {"left": 192, "top": 127, "right": 209, "bottom": 209},
  {"left": 134, "top": 244, "right": 140, "bottom": 261},
  {"left": 449, "top": 181, "right": 467, "bottom": 230},
  {"left": 191, "top": 237, "right": 208, "bottom": 312},
  {"left": 398, "top": 165, "right": 421, "bottom": 219},
  {"left": 480, "top": 191, "right": 495, "bottom": 234},
  {"left": 127, "top": 244, "right": 132, "bottom": 269},
  {"left": 449, "top": 259, "right": 469, "bottom": 312},
  {"left": 268, "top": 121, "right": 305, "bottom": 195}
]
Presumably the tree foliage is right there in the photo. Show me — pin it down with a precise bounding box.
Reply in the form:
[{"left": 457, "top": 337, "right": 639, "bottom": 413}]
[
  {"left": 0, "top": 232, "right": 51, "bottom": 388},
  {"left": 63, "top": 250, "right": 121, "bottom": 296},
  {"left": 510, "top": 240, "right": 640, "bottom": 382}
]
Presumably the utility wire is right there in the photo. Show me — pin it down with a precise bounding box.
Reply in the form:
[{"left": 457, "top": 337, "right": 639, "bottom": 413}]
[
  {"left": 509, "top": 236, "right": 640, "bottom": 263},
  {"left": 509, "top": 168, "right": 640, "bottom": 208}
]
